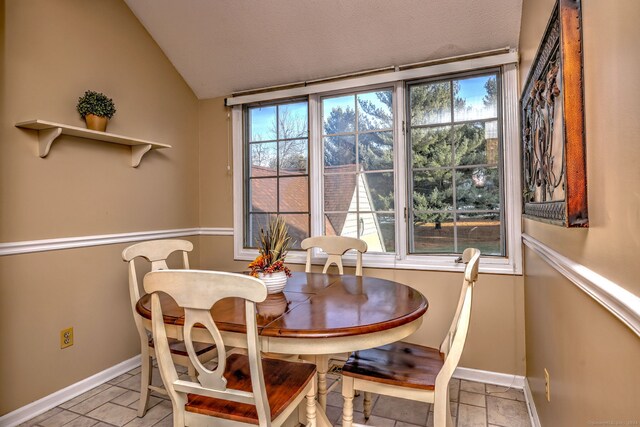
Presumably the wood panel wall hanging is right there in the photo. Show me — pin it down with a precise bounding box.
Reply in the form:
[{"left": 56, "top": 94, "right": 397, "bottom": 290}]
[{"left": 521, "top": 0, "right": 588, "bottom": 227}]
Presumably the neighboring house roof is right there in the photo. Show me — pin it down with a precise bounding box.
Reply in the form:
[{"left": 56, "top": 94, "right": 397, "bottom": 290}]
[{"left": 249, "top": 164, "right": 385, "bottom": 251}]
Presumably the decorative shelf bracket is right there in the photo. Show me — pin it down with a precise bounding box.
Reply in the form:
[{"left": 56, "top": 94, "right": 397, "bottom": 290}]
[
  {"left": 16, "top": 119, "right": 171, "bottom": 168},
  {"left": 38, "top": 127, "right": 63, "bottom": 157},
  {"left": 131, "top": 144, "right": 152, "bottom": 167}
]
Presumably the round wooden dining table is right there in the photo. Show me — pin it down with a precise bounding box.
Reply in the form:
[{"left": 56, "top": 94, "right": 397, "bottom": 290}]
[{"left": 136, "top": 271, "right": 428, "bottom": 425}]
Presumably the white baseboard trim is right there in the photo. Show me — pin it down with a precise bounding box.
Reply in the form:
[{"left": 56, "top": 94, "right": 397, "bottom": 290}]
[
  {"left": 523, "top": 378, "right": 542, "bottom": 427},
  {"left": 522, "top": 233, "right": 640, "bottom": 338},
  {"left": 0, "top": 356, "right": 141, "bottom": 427},
  {"left": 453, "top": 366, "right": 526, "bottom": 389},
  {"left": 0, "top": 227, "right": 234, "bottom": 256}
]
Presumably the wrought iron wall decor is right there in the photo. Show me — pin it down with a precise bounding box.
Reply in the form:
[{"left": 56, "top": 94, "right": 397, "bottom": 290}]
[{"left": 521, "top": 0, "right": 588, "bottom": 227}]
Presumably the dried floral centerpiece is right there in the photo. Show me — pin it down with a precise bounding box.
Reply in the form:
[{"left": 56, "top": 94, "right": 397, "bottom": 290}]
[{"left": 248, "top": 216, "right": 292, "bottom": 294}]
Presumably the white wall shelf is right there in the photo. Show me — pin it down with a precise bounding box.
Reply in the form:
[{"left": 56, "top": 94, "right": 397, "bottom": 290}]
[{"left": 15, "top": 119, "right": 171, "bottom": 167}]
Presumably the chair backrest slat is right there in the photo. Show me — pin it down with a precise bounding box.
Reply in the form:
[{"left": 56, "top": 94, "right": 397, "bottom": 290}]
[
  {"left": 301, "top": 236, "right": 368, "bottom": 276},
  {"left": 145, "top": 270, "right": 270, "bottom": 421}
]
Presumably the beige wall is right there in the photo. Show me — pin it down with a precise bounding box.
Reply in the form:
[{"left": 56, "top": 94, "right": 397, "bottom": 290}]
[
  {"left": 0, "top": 0, "right": 200, "bottom": 414},
  {"left": 197, "top": 96, "right": 526, "bottom": 376},
  {"left": 520, "top": 0, "right": 640, "bottom": 423}
]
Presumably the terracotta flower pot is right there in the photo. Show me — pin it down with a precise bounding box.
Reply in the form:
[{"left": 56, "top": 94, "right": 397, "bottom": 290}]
[{"left": 85, "top": 114, "right": 108, "bottom": 132}]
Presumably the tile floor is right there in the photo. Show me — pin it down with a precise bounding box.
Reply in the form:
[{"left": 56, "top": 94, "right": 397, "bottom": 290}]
[{"left": 20, "top": 366, "right": 532, "bottom": 427}]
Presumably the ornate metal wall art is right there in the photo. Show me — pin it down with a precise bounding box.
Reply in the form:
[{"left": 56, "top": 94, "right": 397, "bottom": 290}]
[{"left": 521, "top": 0, "right": 588, "bottom": 227}]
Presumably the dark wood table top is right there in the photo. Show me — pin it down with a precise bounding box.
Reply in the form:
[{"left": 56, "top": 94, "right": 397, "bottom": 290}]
[{"left": 136, "top": 271, "right": 428, "bottom": 339}]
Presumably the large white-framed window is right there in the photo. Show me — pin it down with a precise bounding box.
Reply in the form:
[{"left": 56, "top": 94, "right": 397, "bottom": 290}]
[
  {"left": 232, "top": 54, "right": 522, "bottom": 274},
  {"left": 243, "top": 100, "right": 310, "bottom": 250}
]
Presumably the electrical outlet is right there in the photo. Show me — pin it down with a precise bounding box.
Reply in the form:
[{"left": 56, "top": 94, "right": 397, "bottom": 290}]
[
  {"left": 61, "top": 327, "right": 73, "bottom": 349},
  {"left": 544, "top": 368, "right": 550, "bottom": 401}
]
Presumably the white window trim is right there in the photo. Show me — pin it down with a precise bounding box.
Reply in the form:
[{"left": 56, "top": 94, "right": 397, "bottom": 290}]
[{"left": 232, "top": 57, "right": 522, "bottom": 275}]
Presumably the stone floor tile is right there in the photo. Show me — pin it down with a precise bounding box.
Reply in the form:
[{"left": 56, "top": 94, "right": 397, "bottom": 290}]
[
  {"left": 486, "top": 396, "right": 531, "bottom": 427},
  {"left": 426, "top": 412, "right": 456, "bottom": 427},
  {"left": 86, "top": 402, "right": 138, "bottom": 426},
  {"left": 459, "top": 391, "right": 486, "bottom": 408},
  {"left": 59, "top": 384, "right": 111, "bottom": 409},
  {"left": 397, "top": 421, "right": 425, "bottom": 427},
  {"left": 127, "top": 395, "right": 163, "bottom": 411},
  {"left": 485, "top": 385, "right": 526, "bottom": 402},
  {"left": 449, "top": 378, "right": 461, "bottom": 402},
  {"left": 58, "top": 416, "right": 99, "bottom": 427},
  {"left": 457, "top": 403, "right": 487, "bottom": 427},
  {"left": 68, "top": 386, "right": 128, "bottom": 414},
  {"left": 324, "top": 404, "right": 344, "bottom": 425},
  {"left": 38, "top": 409, "right": 80, "bottom": 427},
  {"left": 364, "top": 415, "right": 397, "bottom": 427},
  {"left": 151, "top": 415, "right": 173, "bottom": 427},
  {"left": 116, "top": 374, "right": 144, "bottom": 392},
  {"left": 123, "top": 400, "right": 172, "bottom": 426},
  {"left": 112, "top": 390, "right": 140, "bottom": 407},
  {"left": 460, "top": 380, "right": 486, "bottom": 394},
  {"left": 372, "top": 395, "right": 429, "bottom": 426},
  {"left": 18, "top": 408, "right": 63, "bottom": 426},
  {"left": 127, "top": 366, "right": 142, "bottom": 376},
  {"left": 108, "top": 374, "right": 132, "bottom": 385}
]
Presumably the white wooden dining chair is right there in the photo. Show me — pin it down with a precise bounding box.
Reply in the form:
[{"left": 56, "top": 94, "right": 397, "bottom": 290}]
[
  {"left": 122, "top": 239, "right": 217, "bottom": 417},
  {"left": 301, "top": 236, "right": 368, "bottom": 276},
  {"left": 145, "top": 269, "right": 317, "bottom": 427},
  {"left": 341, "top": 248, "right": 481, "bottom": 427}
]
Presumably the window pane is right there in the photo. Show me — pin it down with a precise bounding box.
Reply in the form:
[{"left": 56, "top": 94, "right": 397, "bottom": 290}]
[
  {"left": 249, "top": 106, "right": 277, "bottom": 141},
  {"left": 454, "top": 121, "right": 499, "bottom": 166},
  {"left": 410, "top": 82, "right": 451, "bottom": 126},
  {"left": 279, "top": 177, "right": 308, "bottom": 212},
  {"left": 325, "top": 212, "right": 354, "bottom": 237},
  {"left": 413, "top": 170, "right": 453, "bottom": 211},
  {"left": 245, "top": 101, "right": 309, "bottom": 250},
  {"left": 324, "top": 135, "right": 356, "bottom": 172},
  {"left": 250, "top": 178, "right": 277, "bottom": 212},
  {"left": 323, "top": 95, "right": 355, "bottom": 134},
  {"left": 412, "top": 214, "right": 455, "bottom": 253},
  {"left": 454, "top": 75, "right": 498, "bottom": 122},
  {"left": 246, "top": 213, "right": 272, "bottom": 248},
  {"left": 456, "top": 212, "right": 502, "bottom": 256},
  {"left": 357, "top": 91, "right": 393, "bottom": 131},
  {"left": 278, "top": 214, "right": 309, "bottom": 250},
  {"left": 364, "top": 172, "right": 394, "bottom": 211},
  {"left": 411, "top": 126, "right": 451, "bottom": 169},
  {"left": 375, "top": 213, "right": 395, "bottom": 253},
  {"left": 278, "top": 102, "right": 308, "bottom": 139},
  {"left": 250, "top": 142, "right": 277, "bottom": 176},
  {"left": 456, "top": 167, "right": 500, "bottom": 210},
  {"left": 324, "top": 174, "right": 357, "bottom": 212},
  {"left": 359, "top": 131, "right": 393, "bottom": 171},
  {"left": 279, "top": 139, "right": 308, "bottom": 174}
]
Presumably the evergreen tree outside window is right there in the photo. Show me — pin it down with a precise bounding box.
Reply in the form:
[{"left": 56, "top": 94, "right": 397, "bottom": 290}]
[
  {"left": 408, "top": 71, "right": 504, "bottom": 255},
  {"left": 321, "top": 89, "right": 395, "bottom": 253}
]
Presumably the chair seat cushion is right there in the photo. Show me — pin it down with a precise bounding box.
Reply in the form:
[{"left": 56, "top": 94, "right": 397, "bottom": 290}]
[
  {"left": 185, "top": 353, "right": 316, "bottom": 424},
  {"left": 149, "top": 337, "right": 215, "bottom": 357},
  {"left": 342, "top": 342, "right": 444, "bottom": 390}
]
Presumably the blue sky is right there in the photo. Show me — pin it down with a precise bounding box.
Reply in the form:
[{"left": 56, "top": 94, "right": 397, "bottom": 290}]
[{"left": 250, "top": 102, "right": 307, "bottom": 141}]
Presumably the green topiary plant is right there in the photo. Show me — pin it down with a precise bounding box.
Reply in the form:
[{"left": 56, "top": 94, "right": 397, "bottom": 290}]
[{"left": 76, "top": 90, "right": 116, "bottom": 119}]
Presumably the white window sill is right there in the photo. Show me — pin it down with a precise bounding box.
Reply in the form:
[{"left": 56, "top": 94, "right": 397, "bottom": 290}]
[{"left": 235, "top": 247, "right": 521, "bottom": 275}]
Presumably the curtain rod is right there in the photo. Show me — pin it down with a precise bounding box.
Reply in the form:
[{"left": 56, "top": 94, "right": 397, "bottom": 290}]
[{"left": 229, "top": 47, "right": 512, "bottom": 98}]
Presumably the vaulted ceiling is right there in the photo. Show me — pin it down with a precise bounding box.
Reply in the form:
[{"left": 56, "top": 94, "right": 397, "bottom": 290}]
[{"left": 125, "top": 0, "right": 523, "bottom": 99}]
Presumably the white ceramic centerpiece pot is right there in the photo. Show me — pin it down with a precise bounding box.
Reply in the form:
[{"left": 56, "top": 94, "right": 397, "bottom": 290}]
[{"left": 257, "top": 271, "right": 287, "bottom": 294}]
